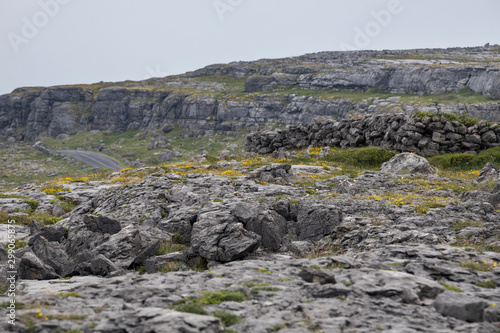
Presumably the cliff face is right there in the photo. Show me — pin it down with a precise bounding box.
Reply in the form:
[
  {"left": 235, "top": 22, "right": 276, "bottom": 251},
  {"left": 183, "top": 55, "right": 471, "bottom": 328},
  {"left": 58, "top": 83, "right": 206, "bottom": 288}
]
[{"left": 1, "top": 46, "right": 500, "bottom": 141}]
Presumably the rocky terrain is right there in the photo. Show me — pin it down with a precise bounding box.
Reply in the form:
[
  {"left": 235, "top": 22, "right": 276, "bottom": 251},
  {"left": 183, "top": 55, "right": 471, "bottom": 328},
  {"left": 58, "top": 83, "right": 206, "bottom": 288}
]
[
  {"left": 2, "top": 149, "right": 500, "bottom": 332},
  {"left": 1, "top": 46, "right": 500, "bottom": 141},
  {"left": 2, "top": 45, "right": 500, "bottom": 332}
]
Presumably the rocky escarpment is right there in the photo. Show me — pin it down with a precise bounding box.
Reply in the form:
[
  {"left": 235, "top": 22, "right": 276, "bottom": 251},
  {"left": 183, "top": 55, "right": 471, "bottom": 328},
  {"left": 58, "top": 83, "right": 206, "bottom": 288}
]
[
  {"left": 1, "top": 46, "right": 500, "bottom": 141},
  {"left": 245, "top": 113, "right": 500, "bottom": 157},
  {"left": 243, "top": 65, "right": 500, "bottom": 99},
  {"left": 2, "top": 155, "right": 500, "bottom": 331}
]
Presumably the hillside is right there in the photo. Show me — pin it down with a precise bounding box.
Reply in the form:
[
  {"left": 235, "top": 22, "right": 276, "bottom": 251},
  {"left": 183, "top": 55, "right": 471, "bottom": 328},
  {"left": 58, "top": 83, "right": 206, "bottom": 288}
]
[{"left": 1, "top": 46, "right": 500, "bottom": 143}]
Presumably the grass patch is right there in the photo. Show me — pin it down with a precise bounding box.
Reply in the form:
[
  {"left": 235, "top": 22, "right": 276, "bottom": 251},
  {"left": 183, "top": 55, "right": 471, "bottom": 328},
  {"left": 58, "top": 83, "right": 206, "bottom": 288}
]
[
  {"left": 157, "top": 241, "right": 184, "bottom": 255},
  {"left": 158, "top": 262, "right": 184, "bottom": 273},
  {"left": 429, "top": 147, "right": 500, "bottom": 171},
  {"left": 0, "top": 211, "right": 62, "bottom": 226},
  {"left": 439, "top": 281, "right": 463, "bottom": 292},
  {"left": 46, "top": 314, "right": 87, "bottom": 321},
  {"left": 56, "top": 292, "right": 81, "bottom": 297},
  {"left": 0, "top": 193, "right": 28, "bottom": 199},
  {"left": 212, "top": 310, "right": 242, "bottom": 327},
  {"left": 476, "top": 280, "right": 497, "bottom": 289},
  {"left": 322, "top": 147, "right": 396, "bottom": 168},
  {"left": 459, "top": 259, "right": 498, "bottom": 271},
  {"left": 175, "top": 303, "right": 208, "bottom": 315},
  {"left": 198, "top": 290, "right": 248, "bottom": 305},
  {"left": 60, "top": 201, "right": 77, "bottom": 213},
  {"left": 278, "top": 278, "right": 292, "bottom": 282},
  {"left": 250, "top": 286, "right": 282, "bottom": 295},
  {"left": 452, "top": 220, "right": 485, "bottom": 231},
  {"left": 450, "top": 237, "right": 500, "bottom": 253},
  {"left": 24, "top": 200, "right": 39, "bottom": 212},
  {"left": 189, "top": 256, "right": 208, "bottom": 272},
  {"left": 4, "top": 240, "right": 28, "bottom": 251},
  {"left": 241, "top": 281, "right": 270, "bottom": 288},
  {"left": 269, "top": 323, "right": 287, "bottom": 332},
  {"left": 414, "top": 201, "right": 447, "bottom": 214}
]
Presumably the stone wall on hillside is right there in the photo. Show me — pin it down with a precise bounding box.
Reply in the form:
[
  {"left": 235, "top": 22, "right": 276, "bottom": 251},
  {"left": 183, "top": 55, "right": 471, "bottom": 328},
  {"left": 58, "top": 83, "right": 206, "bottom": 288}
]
[{"left": 245, "top": 113, "right": 500, "bottom": 157}]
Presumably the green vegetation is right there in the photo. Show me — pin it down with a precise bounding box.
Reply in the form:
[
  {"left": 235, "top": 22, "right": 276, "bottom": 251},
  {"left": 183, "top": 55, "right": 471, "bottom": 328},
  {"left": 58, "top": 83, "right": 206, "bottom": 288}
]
[
  {"left": 250, "top": 286, "right": 282, "bottom": 295},
  {"left": 322, "top": 147, "right": 396, "bottom": 168},
  {"left": 439, "top": 281, "right": 463, "bottom": 292},
  {"left": 475, "top": 280, "right": 497, "bottom": 289},
  {"left": 158, "top": 262, "right": 183, "bottom": 273},
  {"left": 175, "top": 303, "right": 208, "bottom": 315},
  {"left": 0, "top": 193, "right": 28, "bottom": 199},
  {"left": 278, "top": 278, "right": 292, "bottom": 282},
  {"left": 212, "top": 310, "right": 242, "bottom": 327},
  {"left": 241, "top": 282, "right": 282, "bottom": 295},
  {"left": 197, "top": 290, "right": 248, "bottom": 305},
  {"left": 452, "top": 220, "right": 485, "bottom": 232},
  {"left": 459, "top": 259, "right": 498, "bottom": 271},
  {"left": 269, "top": 323, "right": 287, "bottom": 332},
  {"left": 189, "top": 256, "right": 209, "bottom": 272},
  {"left": 172, "top": 233, "right": 183, "bottom": 244},
  {"left": 157, "top": 241, "right": 184, "bottom": 255},
  {"left": 4, "top": 240, "right": 27, "bottom": 251},
  {"left": 57, "top": 292, "right": 82, "bottom": 297},
  {"left": 24, "top": 200, "right": 39, "bottom": 212},
  {"left": 428, "top": 147, "right": 500, "bottom": 171},
  {"left": 0, "top": 211, "right": 62, "bottom": 226}
]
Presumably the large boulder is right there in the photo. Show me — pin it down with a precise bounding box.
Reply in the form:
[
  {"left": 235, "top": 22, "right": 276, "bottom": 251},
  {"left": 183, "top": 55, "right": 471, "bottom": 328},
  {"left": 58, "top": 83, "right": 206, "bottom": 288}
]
[
  {"left": 477, "top": 163, "right": 500, "bottom": 183},
  {"left": 296, "top": 204, "right": 342, "bottom": 241},
  {"left": 70, "top": 252, "right": 120, "bottom": 277},
  {"left": 19, "top": 252, "right": 60, "bottom": 280},
  {"left": 94, "top": 226, "right": 143, "bottom": 268},
  {"left": 381, "top": 153, "right": 437, "bottom": 174},
  {"left": 299, "top": 268, "right": 336, "bottom": 285},
  {"left": 433, "top": 291, "right": 488, "bottom": 322},
  {"left": 28, "top": 226, "right": 66, "bottom": 246},
  {"left": 83, "top": 215, "right": 122, "bottom": 235},
  {"left": 190, "top": 211, "right": 261, "bottom": 262},
  {"left": 31, "top": 237, "right": 70, "bottom": 276},
  {"left": 235, "top": 207, "right": 287, "bottom": 251}
]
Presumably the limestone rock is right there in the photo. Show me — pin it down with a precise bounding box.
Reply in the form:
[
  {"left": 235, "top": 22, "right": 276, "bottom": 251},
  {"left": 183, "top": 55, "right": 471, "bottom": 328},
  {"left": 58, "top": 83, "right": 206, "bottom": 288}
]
[
  {"left": 433, "top": 292, "right": 488, "bottom": 322},
  {"left": 477, "top": 163, "right": 500, "bottom": 183},
  {"left": 381, "top": 153, "right": 437, "bottom": 174},
  {"left": 19, "top": 252, "right": 60, "bottom": 280},
  {"left": 190, "top": 212, "right": 261, "bottom": 262}
]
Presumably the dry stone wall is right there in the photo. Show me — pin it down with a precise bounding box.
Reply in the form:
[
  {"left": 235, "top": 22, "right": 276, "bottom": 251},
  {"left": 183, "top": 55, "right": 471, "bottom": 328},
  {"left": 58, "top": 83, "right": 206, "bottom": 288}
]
[{"left": 245, "top": 113, "right": 500, "bottom": 157}]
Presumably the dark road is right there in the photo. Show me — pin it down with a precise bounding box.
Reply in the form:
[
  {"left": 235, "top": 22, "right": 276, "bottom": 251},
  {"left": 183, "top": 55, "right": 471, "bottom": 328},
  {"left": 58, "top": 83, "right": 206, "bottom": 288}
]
[{"left": 58, "top": 150, "right": 125, "bottom": 171}]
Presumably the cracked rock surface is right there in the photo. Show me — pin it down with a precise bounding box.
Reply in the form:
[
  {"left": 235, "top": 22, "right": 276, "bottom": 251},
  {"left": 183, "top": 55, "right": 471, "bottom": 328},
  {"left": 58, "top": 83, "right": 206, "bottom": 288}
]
[{"left": 2, "top": 159, "right": 500, "bottom": 332}]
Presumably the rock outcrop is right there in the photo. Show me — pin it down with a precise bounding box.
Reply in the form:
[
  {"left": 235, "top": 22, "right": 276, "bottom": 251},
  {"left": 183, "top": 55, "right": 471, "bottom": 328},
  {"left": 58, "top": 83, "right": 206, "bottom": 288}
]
[{"left": 1, "top": 46, "right": 500, "bottom": 140}]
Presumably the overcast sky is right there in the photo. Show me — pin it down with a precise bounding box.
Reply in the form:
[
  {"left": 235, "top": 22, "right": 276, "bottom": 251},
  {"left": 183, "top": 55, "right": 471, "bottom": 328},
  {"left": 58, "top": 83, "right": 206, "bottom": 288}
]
[{"left": 1, "top": 0, "right": 499, "bottom": 95}]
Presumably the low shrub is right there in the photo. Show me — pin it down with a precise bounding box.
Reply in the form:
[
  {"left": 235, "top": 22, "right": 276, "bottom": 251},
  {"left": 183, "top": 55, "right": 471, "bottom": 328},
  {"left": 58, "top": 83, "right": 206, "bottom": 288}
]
[{"left": 323, "top": 147, "right": 396, "bottom": 168}]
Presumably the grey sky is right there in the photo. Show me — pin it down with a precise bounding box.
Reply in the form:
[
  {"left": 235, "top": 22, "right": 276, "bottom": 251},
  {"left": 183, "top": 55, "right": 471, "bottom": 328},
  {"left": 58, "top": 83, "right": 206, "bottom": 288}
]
[{"left": 1, "top": 0, "right": 499, "bottom": 95}]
